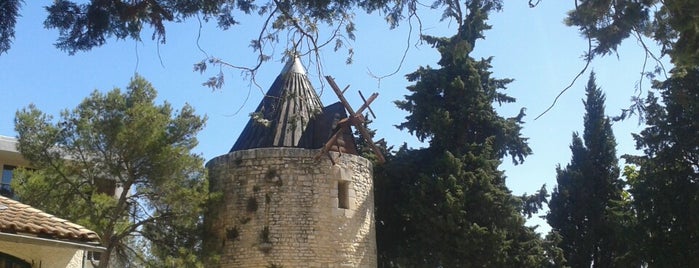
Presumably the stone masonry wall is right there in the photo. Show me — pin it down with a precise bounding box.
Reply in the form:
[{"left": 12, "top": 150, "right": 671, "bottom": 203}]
[{"left": 205, "top": 148, "right": 376, "bottom": 267}]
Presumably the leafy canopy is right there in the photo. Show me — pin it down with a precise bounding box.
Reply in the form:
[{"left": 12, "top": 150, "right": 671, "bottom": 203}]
[
  {"left": 564, "top": 0, "right": 699, "bottom": 68},
  {"left": 0, "top": 0, "right": 414, "bottom": 56},
  {"left": 0, "top": 0, "right": 21, "bottom": 55},
  {"left": 13, "top": 75, "right": 210, "bottom": 267}
]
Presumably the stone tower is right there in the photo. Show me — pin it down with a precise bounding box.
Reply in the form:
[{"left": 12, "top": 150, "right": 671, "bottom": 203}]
[{"left": 204, "top": 57, "right": 377, "bottom": 267}]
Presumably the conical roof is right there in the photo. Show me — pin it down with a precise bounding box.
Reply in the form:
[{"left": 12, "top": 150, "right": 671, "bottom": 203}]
[{"left": 230, "top": 57, "right": 325, "bottom": 152}]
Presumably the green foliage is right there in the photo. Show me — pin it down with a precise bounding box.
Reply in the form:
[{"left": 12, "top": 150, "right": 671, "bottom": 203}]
[
  {"left": 394, "top": 2, "right": 530, "bottom": 165},
  {"left": 546, "top": 72, "right": 637, "bottom": 267},
  {"left": 0, "top": 0, "right": 502, "bottom": 72},
  {"left": 12, "top": 74, "right": 210, "bottom": 267},
  {"left": 623, "top": 67, "right": 699, "bottom": 266},
  {"left": 375, "top": 1, "right": 549, "bottom": 266},
  {"left": 565, "top": 0, "right": 652, "bottom": 57},
  {"left": 0, "top": 0, "right": 21, "bottom": 54},
  {"left": 20, "top": 0, "right": 413, "bottom": 55},
  {"left": 353, "top": 115, "right": 391, "bottom": 164},
  {"left": 3, "top": 0, "right": 698, "bottom": 84},
  {"left": 565, "top": 0, "right": 699, "bottom": 68},
  {"left": 519, "top": 184, "right": 549, "bottom": 219},
  {"left": 376, "top": 148, "right": 547, "bottom": 267},
  {"left": 541, "top": 231, "right": 567, "bottom": 268}
]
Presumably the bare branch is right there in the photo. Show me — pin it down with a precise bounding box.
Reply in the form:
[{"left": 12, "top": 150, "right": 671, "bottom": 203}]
[
  {"left": 534, "top": 36, "right": 592, "bottom": 120},
  {"left": 528, "top": 0, "right": 542, "bottom": 8},
  {"left": 634, "top": 29, "right": 668, "bottom": 81},
  {"left": 134, "top": 40, "right": 140, "bottom": 74},
  {"left": 535, "top": 0, "right": 592, "bottom": 120},
  {"left": 368, "top": 6, "right": 423, "bottom": 86},
  {"left": 196, "top": 14, "right": 208, "bottom": 58}
]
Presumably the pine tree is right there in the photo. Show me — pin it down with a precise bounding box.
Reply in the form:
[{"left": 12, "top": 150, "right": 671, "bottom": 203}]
[
  {"left": 546, "top": 72, "right": 632, "bottom": 267},
  {"left": 625, "top": 67, "right": 699, "bottom": 266},
  {"left": 375, "top": 1, "right": 547, "bottom": 266},
  {"left": 12, "top": 75, "right": 210, "bottom": 267}
]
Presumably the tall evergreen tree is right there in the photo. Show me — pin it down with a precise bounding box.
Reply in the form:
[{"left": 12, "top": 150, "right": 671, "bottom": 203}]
[
  {"left": 625, "top": 67, "right": 699, "bottom": 267},
  {"left": 546, "top": 72, "right": 631, "bottom": 267},
  {"left": 375, "top": 1, "right": 548, "bottom": 266}
]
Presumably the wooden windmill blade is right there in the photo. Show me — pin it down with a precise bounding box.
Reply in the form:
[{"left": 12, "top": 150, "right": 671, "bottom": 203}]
[
  {"left": 353, "top": 120, "right": 385, "bottom": 163},
  {"left": 318, "top": 127, "right": 344, "bottom": 165},
  {"left": 325, "top": 76, "right": 386, "bottom": 164},
  {"left": 358, "top": 90, "right": 377, "bottom": 119}
]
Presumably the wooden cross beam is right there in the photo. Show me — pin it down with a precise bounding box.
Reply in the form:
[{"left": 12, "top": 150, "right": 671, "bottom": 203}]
[
  {"left": 315, "top": 76, "right": 385, "bottom": 164},
  {"left": 358, "top": 90, "right": 377, "bottom": 119}
]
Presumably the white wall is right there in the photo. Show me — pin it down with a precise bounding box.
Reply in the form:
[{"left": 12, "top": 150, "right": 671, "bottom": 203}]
[{"left": 0, "top": 240, "right": 93, "bottom": 268}]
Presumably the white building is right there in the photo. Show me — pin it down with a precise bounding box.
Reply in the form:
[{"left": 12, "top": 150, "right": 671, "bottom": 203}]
[{"left": 1, "top": 136, "right": 27, "bottom": 198}]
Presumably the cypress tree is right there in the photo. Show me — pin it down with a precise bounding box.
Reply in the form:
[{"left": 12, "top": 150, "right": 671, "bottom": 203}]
[
  {"left": 625, "top": 67, "right": 699, "bottom": 266},
  {"left": 547, "top": 72, "right": 629, "bottom": 267}
]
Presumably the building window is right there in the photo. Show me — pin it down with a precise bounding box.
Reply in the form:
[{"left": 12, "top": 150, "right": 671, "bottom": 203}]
[
  {"left": 338, "top": 180, "right": 349, "bottom": 209},
  {"left": 1, "top": 165, "right": 15, "bottom": 198},
  {"left": 94, "top": 177, "right": 116, "bottom": 197},
  {"left": 86, "top": 251, "right": 102, "bottom": 265},
  {"left": 0, "top": 252, "right": 31, "bottom": 268}
]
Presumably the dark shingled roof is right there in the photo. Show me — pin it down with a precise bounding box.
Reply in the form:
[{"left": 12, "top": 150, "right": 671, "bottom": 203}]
[
  {"left": 308, "top": 102, "right": 358, "bottom": 155},
  {"left": 230, "top": 57, "right": 357, "bottom": 154}
]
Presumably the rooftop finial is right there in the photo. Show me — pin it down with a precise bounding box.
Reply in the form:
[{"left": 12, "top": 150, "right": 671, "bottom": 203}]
[
  {"left": 229, "top": 53, "right": 322, "bottom": 152},
  {"left": 280, "top": 55, "right": 306, "bottom": 75}
]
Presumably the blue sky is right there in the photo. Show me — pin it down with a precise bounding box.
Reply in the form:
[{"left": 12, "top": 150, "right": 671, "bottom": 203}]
[{"left": 0, "top": 1, "right": 667, "bottom": 233}]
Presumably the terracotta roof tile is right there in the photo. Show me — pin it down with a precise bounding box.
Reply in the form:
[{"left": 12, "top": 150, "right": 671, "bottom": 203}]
[{"left": 0, "top": 196, "right": 100, "bottom": 243}]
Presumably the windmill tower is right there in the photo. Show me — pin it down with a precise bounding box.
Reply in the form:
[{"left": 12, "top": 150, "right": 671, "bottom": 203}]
[{"left": 204, "top": 57, "right": 379, "bottom": 267}]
